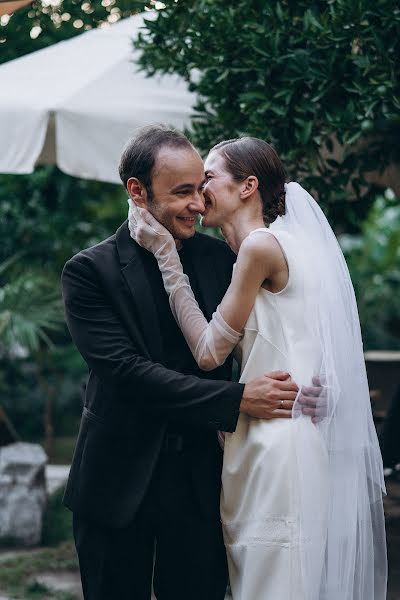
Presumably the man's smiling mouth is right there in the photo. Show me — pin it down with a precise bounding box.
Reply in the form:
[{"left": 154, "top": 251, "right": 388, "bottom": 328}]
[{"left": 177, "top": 216, "right": 197, "bottom": 223}]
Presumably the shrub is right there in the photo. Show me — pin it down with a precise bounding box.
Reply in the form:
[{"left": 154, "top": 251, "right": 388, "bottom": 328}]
[
  {"left": 340, "top": 190, "right": 400, "bottom": 349},
  {"left": 136, "top": 0, "right": 400, "bottom": 232}
]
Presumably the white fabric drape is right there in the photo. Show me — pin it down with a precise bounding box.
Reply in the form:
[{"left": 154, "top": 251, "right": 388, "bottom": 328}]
[{"left": 268, "top": 182, "right": 387, "bottom": 599}]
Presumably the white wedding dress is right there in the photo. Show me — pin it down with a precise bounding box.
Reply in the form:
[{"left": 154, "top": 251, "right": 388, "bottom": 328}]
[{"left": 221, "top": 228, "right": 329, "bottom": 600}]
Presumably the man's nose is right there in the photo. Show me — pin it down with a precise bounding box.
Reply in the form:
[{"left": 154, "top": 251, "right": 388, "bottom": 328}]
[{"left": 188, "top": 191, "right": 205, "bottom": 213}]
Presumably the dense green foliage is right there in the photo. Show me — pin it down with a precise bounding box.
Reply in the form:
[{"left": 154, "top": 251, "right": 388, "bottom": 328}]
[
  {"left": 0, "top": 255, "right": 62, "bottom": 354},
  {"left": 0, "top": 0, "right": 147, "bottom": 66},
  {"left": 341, "top": 191, "right": 400, "bottom": 350},
  {"left": 0, "top": 167, "right": 127, "bottom": 439},
  {"left": 136, "top": 0, "right": 400, "bottom": 232},
  {"left": 0, "top": 166, "right": 127, "bottom": 270}
]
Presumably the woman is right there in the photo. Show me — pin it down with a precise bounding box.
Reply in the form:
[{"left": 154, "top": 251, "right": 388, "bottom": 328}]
[{"left": 128, "top": 137, "right": 387, "bottom": 599}]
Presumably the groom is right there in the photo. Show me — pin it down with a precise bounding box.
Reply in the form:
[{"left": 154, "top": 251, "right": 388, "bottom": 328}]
[{"left": 62, "top": 124, "right": 310, "bottom": 600}]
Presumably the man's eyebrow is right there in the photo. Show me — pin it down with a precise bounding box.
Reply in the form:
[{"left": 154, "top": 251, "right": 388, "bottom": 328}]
[{"left": 171, "top": 182, "right": 200, "bottom": 192}]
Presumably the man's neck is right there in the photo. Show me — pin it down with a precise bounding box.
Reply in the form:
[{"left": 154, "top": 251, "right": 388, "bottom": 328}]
[{"left": 175, "top": 239, "right": 183, "bottom": 251}]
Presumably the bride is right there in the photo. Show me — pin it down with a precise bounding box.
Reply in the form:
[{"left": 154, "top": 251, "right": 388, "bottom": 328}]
[{"left": 128, "top": 136, "right": 387, "bottom": 599}]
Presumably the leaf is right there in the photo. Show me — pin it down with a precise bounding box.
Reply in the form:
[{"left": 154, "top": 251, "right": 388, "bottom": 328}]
[
  {"left": 345, "top": 130, "right": 363, "bottom": 146},
  {"left": 270, "top": 104, "right": 287, "bottom": 117},
  {"left": 308, "top": 11, "right": 323, "bottom": 30},
  {"left": 0, "top": 252, "right": 25, "bottom": 277},
  {"left": 299, "top": 120, "right": 313, "bottom": 145},
  {"left": 239, "top": 91, "right": 269, "bottom": 103},
  {"left": 253, "top": 46, "right": 271, "bottom": 58},
  {"left": 276, "top": 2, "right": 284, "bottom": 22},
  {"left": 215, "top": 69, "right": 230, "bottom": 83}
]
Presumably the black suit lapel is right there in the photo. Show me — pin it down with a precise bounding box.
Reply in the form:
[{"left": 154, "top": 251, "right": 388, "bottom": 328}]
[{"left": 116, "top": 222, "right": 164, "bottom": 362}]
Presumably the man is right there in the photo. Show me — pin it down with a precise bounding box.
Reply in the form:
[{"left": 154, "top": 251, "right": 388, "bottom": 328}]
[{"left": 62, "top": 125, "right": 311, "bottom": 600}]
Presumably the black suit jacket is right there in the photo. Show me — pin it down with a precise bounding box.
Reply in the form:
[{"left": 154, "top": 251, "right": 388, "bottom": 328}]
[{"left": 62, "top": 221, "right": 243, "bottom": 528}]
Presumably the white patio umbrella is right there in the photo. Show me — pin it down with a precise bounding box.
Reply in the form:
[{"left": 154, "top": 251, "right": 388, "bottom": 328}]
[{"left": 0, "top": 12, "right": 195, "bottom": 183}]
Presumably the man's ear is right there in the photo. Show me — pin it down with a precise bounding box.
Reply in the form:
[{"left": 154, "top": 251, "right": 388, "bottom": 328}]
[
  {"left": 240, "top": 175, "right": 259, "bottom": 200},
  {"left": 127, "top": 177, "right": 148, "bottom": 207}
]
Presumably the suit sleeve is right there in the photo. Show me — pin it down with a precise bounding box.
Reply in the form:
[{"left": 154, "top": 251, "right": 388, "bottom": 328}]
[{"left": 62, "top": 256, "right": 243, "bottom": 432}]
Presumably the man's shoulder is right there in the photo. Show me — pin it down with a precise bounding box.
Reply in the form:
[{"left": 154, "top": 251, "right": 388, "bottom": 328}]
[{"left": 64, "top": 229, "right": 119, "bottom": 272}]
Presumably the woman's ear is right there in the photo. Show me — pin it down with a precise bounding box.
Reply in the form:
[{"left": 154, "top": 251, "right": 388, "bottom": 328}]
[
  {"left": 240, "top": 175, "right": 259, "bottom": 200},
  {"left": 127, "top": 177, "right": 148, "bottom": 207}
]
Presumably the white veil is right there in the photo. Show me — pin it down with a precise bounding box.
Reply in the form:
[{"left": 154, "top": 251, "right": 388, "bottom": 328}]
[{"left": 270, "top": 182, "right": 387, "bottom": 599}]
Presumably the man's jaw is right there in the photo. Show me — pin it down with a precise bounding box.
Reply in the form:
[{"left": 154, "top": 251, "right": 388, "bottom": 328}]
[{"left": 172, "top": 214, "right": 200, "bottom": 242}]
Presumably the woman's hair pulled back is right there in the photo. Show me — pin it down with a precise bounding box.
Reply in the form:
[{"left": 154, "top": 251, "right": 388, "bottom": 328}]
[{"left": 210, "top": 137, "right": 286, "bottom": 225}]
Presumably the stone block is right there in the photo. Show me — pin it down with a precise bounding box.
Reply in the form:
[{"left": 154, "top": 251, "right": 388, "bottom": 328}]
[{"left": 0, "top": 442, "right": 47, "bottom": 546}]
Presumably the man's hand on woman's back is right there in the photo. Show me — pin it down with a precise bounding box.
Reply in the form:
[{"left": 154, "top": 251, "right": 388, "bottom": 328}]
[
  {"left": 241, "top": 371, "right": 324, "bottom": 422},
  {"left": 241, "top": 371, "right": 298, "bottom": 419}
]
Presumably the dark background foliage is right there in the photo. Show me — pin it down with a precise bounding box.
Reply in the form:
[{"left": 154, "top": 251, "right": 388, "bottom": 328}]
[
  {"left": 0, "top": 166, "right": 128, "bottom": 441},
  {"left": 0, "top": 166, "right": 127, "bottom": 270}
]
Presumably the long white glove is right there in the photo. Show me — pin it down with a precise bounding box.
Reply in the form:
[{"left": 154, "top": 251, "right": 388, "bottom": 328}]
[{"left": 128, "top": 200, "right": 242, "bottom": 371}]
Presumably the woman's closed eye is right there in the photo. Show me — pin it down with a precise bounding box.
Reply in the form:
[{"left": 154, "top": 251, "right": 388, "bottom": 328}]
[{"left": 202, "top": 175, "right": 212, "bottom": 189}]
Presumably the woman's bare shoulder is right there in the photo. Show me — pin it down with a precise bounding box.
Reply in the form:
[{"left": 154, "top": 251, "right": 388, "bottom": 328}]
[{"left": 239, "top": 229, "right": 282, "bottom": 265}]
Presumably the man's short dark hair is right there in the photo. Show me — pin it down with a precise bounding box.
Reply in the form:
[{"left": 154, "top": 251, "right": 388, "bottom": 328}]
[{"left": 118, "top": 124, "right": 194, "bottom": 197}]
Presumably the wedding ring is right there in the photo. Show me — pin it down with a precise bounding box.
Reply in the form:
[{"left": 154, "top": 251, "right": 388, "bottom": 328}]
[{"left": 280, "top": 400, "right": 284, "bottom": 408}]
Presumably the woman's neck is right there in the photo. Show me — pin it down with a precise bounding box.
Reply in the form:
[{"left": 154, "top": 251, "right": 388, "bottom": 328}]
[{"left": 220, "top": 213, "right": 266, "bottom": 255}]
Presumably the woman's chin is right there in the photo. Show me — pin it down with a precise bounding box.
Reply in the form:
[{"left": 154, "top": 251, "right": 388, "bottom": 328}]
[{"left": 200, "top": 212, "right": 221, "bottom": 229}]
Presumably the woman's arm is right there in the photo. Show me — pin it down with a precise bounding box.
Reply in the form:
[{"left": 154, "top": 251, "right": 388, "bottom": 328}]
[
  {"left": 130, "top": 204, "right": 282, "bottom": 370},
  {"left": 178, "top": 233, "right": 280, "bottom": 370},
  {"left": 218, "top": 233, "right": 280, "bottom": 331}
]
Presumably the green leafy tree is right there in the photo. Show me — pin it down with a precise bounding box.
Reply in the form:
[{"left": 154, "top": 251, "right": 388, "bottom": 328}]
[
  {"left": 135, "top": 0, "right": 400, "bottom": 232},
  {"left": 0, "top": 0, "right": 148, "bottom": 65},
  {"left": 340, "top": 191, "right": 400, "bottom": 350},
  {"left": 0, "top": 254, "right": 68, "bottom": 450},
  {"left": 0, "top": 166, "right": 127, "bottom": 273},
  {"left": 0, "top": 254, "right": 63, "bottom": 356},
  {"left": 0, "top": 166, "right": 129, "bottom": 445}
]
